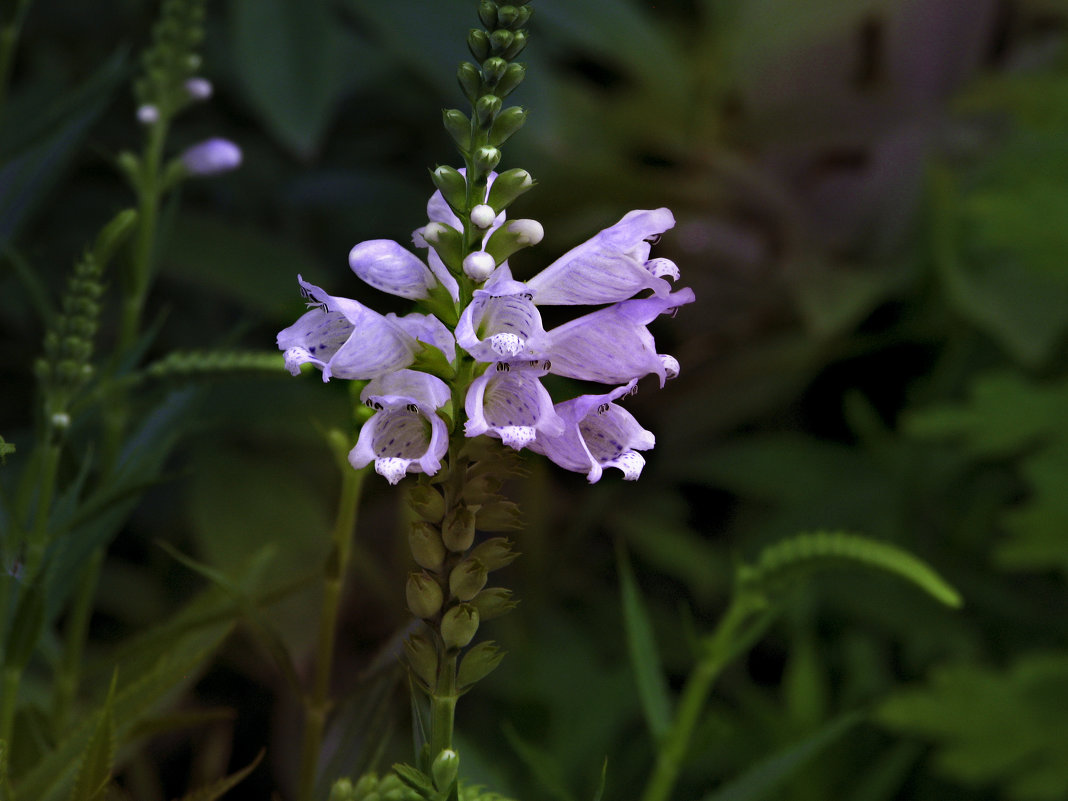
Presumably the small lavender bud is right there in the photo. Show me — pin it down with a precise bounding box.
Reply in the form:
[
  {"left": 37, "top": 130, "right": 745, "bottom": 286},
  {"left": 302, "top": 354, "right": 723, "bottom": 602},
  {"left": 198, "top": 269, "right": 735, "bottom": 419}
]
[
  {"left": 495, "top": 62, "right": 526, "bottom": 97},
  {"left": 442, "top": 505, "right": 476, "bottom": 552},
  {"left": 449, "top": 559, "right": 488, "bottom": 601},
  {"left": 471, "top": 587, "right": 519, "bottom": 620},
  {"left": 409, "top": 521, "right": 446, "bottom": 571},
  {"left": 489, "top": 106, "right": 527, "bottom": 147},
  {"left": 486, "top": 167, "right": 534, "bottom": 210},
  {"left": 476, "top": 94, "right": 502, "bottom": 126},
  {"left": 457, "top": 641, "right": 506, "bottom": 688},
  {"left": 463, "top": 251, "right": 496, "bottom": 282},
  {"left": 137, "top": 104, "right": 160, "bottom": 125},
  {"left": 470, "top": 204, "right": 496, "bottom": 228},
  {"left": 442, "top": 109, "right": 472, "bottom": 152},
  {"left": 485, "top": 218, "right": 544, "bottom": 263},
  {"left": 467, "top": 28, "right": 491, "bottom": 61},
  {"left": 441, "top": 603, "right": 480, "bottom": 650},
  {"left": 184, "top": 77, "right": 213, "bottom": 100},
  {"left": 430, "top": 165, "right": 468, "bottom": 211},
  {"left": 457, "top": 62, "right": 482, "bottom": 104},
  {"left": 431, "top": 749, "right": 459, "bottom": 792},
  {"left": 180, "top": 138, "right": 242, "bottom": 176},
  {"left": 406, "top": 571, "right": 443, "bottom": 619},
  {"left": 469, "top": 537, "right": 519, "bottom": 571},
  {"left": 473, "top": 146, "right": 501, "bottom": 174},
  {"left": 409, "top": 484, "right": 446, "bottom": 523}
]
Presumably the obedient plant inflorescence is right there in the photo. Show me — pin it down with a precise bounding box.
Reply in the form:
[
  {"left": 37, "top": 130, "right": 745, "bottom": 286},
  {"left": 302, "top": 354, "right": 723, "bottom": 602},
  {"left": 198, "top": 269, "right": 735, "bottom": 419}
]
[{"left": 277, "top": 0, "right": 692, "bottom": 790}]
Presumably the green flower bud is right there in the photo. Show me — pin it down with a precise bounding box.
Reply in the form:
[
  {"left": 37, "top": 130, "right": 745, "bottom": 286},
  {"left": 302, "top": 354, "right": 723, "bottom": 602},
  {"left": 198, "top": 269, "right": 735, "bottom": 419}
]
[
  {"left": 467, "top": 28, "right": 491, "bottom": 62},
  {"left": 489, "top": 106, "right": 526, "bottom": 147},
  {"left": 484, "top": 218, "right": 543, "bottom": 263},
  {"left": 409, "top": 521, "right": 446, "bottom": 571},
  {"left": 431, "top": 165, "right": 468, "bottom": 212},
  {"left": 481, "top": 56, "right": 508, "bottom": 87},
  {"left": 404, "top": 631, "right": 438, "bottom": 691},
  {"left": 489, "top": 29, "right": 515, "bottom": 55},
  {"left": 449, "top": 559, "right": 488, "bottom": 601},
  {"left": 476, "top": 94, "right": 502, "bottom": 126},
  {"left": 441, "top": 603, "right": 480, "bottom": 650},
  {"left": 503, "top": 29, "right": 528, "bottom": 60},
  {"left": 471, "top": 586, "right": 518, "bottom": 620},
  {"left": 442, "top": 505, "right": 477, "bottom": 552},
  {"left": 431, "top": 749, "right": 459, "bottom": 792},
  {"left": 477, "top": 1, "right": 497, "bottom": 29},
  {"left": 421, "top": 222, "right": 464, "bottom": 273},
  {"left": 406, "top": 571, "right": 443, "bottom": 619},
  {"left": 497, "top": 5, "right": 520, "bottom": 28},
  {"left": 469, "top": 537, "right": 519, "bottom": 571},
  {"left": 473, "top": 146, "right": 502, "bottom": 174},
  {"left": 457, "top": 641, "right": 506, "bottom": 688},
  {"left": 329, "top": 776, "right": 359, "bottom": 801},
  {"left": 485, "top": 167, "right": 534, "bottom": 210},
  {"left": 474, "top": 499, "right": 524, "bottom": 531},
  {"left": 457, "top": 61, "right": 482, "bottom": 104},
  {"left": 92, "top": 208, "right": 138, "bottom": 267},
  {"left": 516, "top": 4, "right": 534, "bottom": 25},
  {"left": 442, "top": 109, "right": 472, "bottom": 153},
  {"left": 408, "top": 483, "right": 446, "bottom": 523}
]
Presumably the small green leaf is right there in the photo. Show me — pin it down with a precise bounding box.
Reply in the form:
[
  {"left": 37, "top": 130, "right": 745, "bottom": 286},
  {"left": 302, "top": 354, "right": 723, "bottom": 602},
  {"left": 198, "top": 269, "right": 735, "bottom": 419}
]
[
  {"left": 590, "top": 759, "right": 608, "bottom": 801},
  {"left": 3, "top": 582, "right": 45, "bottom": 670},
  {"left": 615, "top": 541, "right": 673, "bottom": 743},
  {"left": 502, "top": 722, "right": 577, "bottom": 801},
  {"left": 699, "top": 712, "right": 863, "bottom": 801},
  {"left": 172, "top": 750, "right": 264, "bottom": 801},
  {"left": 68, "top": 673, "right": 116, "bottom": 801}
]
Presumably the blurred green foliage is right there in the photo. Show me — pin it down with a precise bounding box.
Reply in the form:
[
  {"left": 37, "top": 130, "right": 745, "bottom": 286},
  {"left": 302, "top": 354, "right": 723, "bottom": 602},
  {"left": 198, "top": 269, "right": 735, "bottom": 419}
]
[{"left": 3, "top": 0, "right": 1068, "bottom": 799}]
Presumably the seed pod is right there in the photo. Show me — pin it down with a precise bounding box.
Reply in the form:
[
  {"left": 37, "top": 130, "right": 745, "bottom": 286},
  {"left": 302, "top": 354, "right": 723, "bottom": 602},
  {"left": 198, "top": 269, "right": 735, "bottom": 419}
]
[
  {"left": 449, "top": 559, "right": 488, "bottom": 601},
  {"left": 457, "top": 641, "right": 506, "bottom": 688},
  {"left": 405, "top": 571, "right": 443, "bottom": 619},
  {"left": 470, "top": 587, "right": 518, "bottom": 620},
  {"left": 442, "top": 505, "right": 477, "bottom": 552},
  {"left": 441, "top": 603, "right": 480, "bottom": 650},
  {"left": 408, "top": 484, "right": 446, "bottom": 523},
  {"left": 409, "top": 521, "right": 446, "bottom": 571},
  {"left": 468, "top": 537, "right": 519, "bottom": 571}
]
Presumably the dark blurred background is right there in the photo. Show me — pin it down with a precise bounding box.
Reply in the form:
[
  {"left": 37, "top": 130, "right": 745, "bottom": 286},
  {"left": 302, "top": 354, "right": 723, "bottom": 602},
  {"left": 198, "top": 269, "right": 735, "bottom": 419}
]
[{"left": 3, "top": 1, "right": 1068, "bottom": 799}]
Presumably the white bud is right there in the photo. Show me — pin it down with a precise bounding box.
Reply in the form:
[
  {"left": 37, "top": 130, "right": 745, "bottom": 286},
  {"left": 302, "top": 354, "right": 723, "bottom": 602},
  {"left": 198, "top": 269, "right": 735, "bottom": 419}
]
[
  {"left": 508, "top": 219, "right": 544, "bottom": 246},
  {"left": 470, "top": 204, "right": 496, "bottom": 229},
  {"left": 137, "top": 104, "right": 159, "bottom": 125},
  {"left": 181, "top": 138, "right": 242, "bottom": 176},
  {"left": 184, "top": 77, "right": 213, "bottom": 101},
  {"left": 50, "top": 412, "right": 71, "bottom": 430},
  {"left": 463, "top": 250, "right": 496, "bottom": 281}
]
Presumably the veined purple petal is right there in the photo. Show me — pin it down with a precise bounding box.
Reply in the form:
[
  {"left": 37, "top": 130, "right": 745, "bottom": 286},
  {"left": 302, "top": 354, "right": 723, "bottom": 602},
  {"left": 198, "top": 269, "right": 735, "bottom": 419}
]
[
  {"left": 361, "top": 369, "right": 451, "bottom": 410},
  {"left": 348, "top": 398, "right": 449, "bottom": 484},
  {"left": 544, "top": 289, "right": 694, "bottom": 386},
  {"left": 426, "top": 249, "right": 460, "bottom": 301},
  {"left": 349, "top": 239, "right": 437, "bottom": 299},
  {"left": 528, "top": 208, "right": 677, "bottom": 305},
  {"left": 277, "top": 277, "right": 420, "bottom": 380},
  {"left": 529, "top": 380, "right": 654, "bottom": 483},
  {"left": 464, "top": 364, "right": 564, "bottom": 450},
  {"left": 390, "top": 312, "right": 457, "bottom": 362},
  {"left": 456, "top": 282, "right": 548, "bottom": 362}
]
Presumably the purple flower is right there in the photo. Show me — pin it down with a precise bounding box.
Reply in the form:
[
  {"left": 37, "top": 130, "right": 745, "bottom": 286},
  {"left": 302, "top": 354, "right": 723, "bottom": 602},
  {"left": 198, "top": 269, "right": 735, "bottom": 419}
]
[
  {"left": 180, "top": 138, "right": 242, "bottom": 176},
  {"left": 349, "top": 370, "right": 451, "bottom": 484},
  {"left": 276, "top": 277, "right": 453, "bottom": 380},
  {"left": 526, "top": 208, "right": 680, "bottom": 305},
  {"left": 529, "top": 380, "right": 654, "bottom": 483},
  {"left": 348, "top": 239, "right": 445, "bottom": 300},
  {"left": 455, "top": 267, "right": 549, "bottom": 362},
  {"left": 464, "top": 361, "right": 564, "bottom": 451}
]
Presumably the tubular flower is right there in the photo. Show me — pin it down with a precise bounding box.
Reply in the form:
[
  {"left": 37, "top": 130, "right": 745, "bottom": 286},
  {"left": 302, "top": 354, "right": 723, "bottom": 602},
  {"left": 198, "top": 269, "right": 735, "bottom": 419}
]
[
  {"left": 464, "top": 361, "right": 564, "bottom": 451},
  {"left": 348, "top": 370, "right": 451, "bottom": 484},
  {"left": 276, "top": 277, "right": 453, "bottom": 381},
  {"left": 529, "top": 380, "right": 654, "bottom": 483},
  {"left": 456, "top": 268, "right": 549, "bottom": 362}
]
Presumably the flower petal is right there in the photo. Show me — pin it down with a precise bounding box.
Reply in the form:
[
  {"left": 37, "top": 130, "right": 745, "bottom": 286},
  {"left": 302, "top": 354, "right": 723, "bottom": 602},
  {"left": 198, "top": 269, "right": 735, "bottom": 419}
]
[
  {"left": 277, "top": 308, "right": 354, "bottom": 376},
  {"left": 464, "top": 364, "right": 564, "bottom": 449},
  {"left": 362, "top": 369, "right": 452, "bottom": 410},
  {"left": 349, "top": 239, "right": 437, "bottom": 299},
  {"left": 527, "top": 208, "right": 677, "bottom": 305},
  {"left": 456, "top": 283, "right": 547, "bottom": 363},
  {"left": 390, "top": 312, "right": 457, "bottom": 362},
  {"left": 348, "top": 394, "right": 449, "bottom": 483}
]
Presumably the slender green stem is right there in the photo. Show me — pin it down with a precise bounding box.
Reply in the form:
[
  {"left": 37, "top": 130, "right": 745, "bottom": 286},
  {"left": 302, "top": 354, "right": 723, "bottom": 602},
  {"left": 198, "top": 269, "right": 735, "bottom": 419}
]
[
  {"left": 0, "top": 0, "right": 34, "bottom": 125},
  {"left": 50, "top": 548, "right": 104, "bottom": 739},
  {"left": 296, "top": 461, "right": 369, "bottom": 801},
  {"left": 0, "top": 666, "right": 20, "bottom": 747},
  {"left": 24, "top": 438, "right": 60, "bottom": 580},
  {"left": 640, "top": 596, "right": 765, "bottom": 801},
  {"left": 429, "top": 655, "right": 458, "bottom": 758}
]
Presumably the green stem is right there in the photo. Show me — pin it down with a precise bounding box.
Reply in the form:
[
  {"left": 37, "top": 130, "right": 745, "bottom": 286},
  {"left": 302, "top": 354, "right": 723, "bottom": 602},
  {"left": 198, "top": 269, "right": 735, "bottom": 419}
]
[
  {"left": 0, "top": 666, "right": 20, "bottom": 747},
  {"left": 25, "top": 437, "right": 61, "bottom": 580},
  {"left": 640, "top": 596, "right": 766, "bottom": 801},
  {"left": 50, "top": 548, "right": 104, "bottom": 739},
  {"left": 0, "top": 0, "right": 33, "bottom": 126},
  {"left": 296, "top": 461, "right": 369, "bottom": 801},
  {"left": 429, "top": 655, "right": 458, "bottom": 759}
]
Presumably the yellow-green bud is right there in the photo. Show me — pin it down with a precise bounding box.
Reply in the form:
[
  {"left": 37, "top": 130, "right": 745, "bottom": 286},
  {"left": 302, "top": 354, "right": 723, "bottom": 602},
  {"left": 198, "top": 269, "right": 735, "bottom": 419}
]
[
  {"left": 442, "top": 505, "right": 477, "bottom": 552},
  {"left": 474, "top": 499, "right": 524, "bottom": 531},
  {"left": 449, "top": 559, "right": 488, "bottom": 601},
  {"left": 489, "top": 29, "right": 515, "bottom": 54},
  {"left": 329, "top": 776, "right": 360, "bottom": 801},
  {"left": 481, "top": 56, "right": 508, "bottom": 87},
  {"left": 478, "top": 1, "right": 497, "bottom": 29},
  {"left": 92, "top": 208, "right": 138, "bottom": 267},
  {"left": 469, "top": 537, "right": 519, "bottom": 571},
  {"left": 457, "top": 641, "right": 506, "bottom": 688},
  {"left": 503, "top": 29, "right": 528, "bottom": 60},
  {"left": 496, "top": 62, "right": 526, "bottom": 98},
  {"left": 442, "top": 109, "right": 472, "bottom": 152},
  {"left": 457, "top": 61, "right": 482, "bottom": 104},
  {"left": 431, "top": 165, "right": 468, "bottom": 212},
  {"left": 471, "top": 587, "right": 518, "bottom": 620},
  {"left": 484, "top": 218, "right": 543, "bottom": 263},
  {"left": 404, "top": 631, "right": 438, "bottom": 690},
  {"left": 486, "top": 168, "right": 534, "bottom": 210},
  {"left": 467, "top": 28, "right": 491, "bottom": 62},
  {"left": 441, "top": 603, "right": 480, "bottom": 650},
  {"left": 421, "top": 222, "right": 464, "bottom": 272},
  {"left": 497, "top": 5, "right": 519, "bottom": 28},
  {"left": 473, "top": 146, "right": 502, "bottom": 174},
  {"left": 409, "top": 521, "right": 446, "bottom": 571},
  {"left": 476, "top": 94, "right": 502, "bottom": 125},
  {"left": 431, "top": 749, "right": 460, "bottom": 792},
  {"left": 408, "top": 484, "right": 446, "bottom": 523},
  {"left": 489, "top": 106, "right": 526, "bottom": 147},
  {"left": 406, "top": 572, "right": 443, "bottom": 619}
]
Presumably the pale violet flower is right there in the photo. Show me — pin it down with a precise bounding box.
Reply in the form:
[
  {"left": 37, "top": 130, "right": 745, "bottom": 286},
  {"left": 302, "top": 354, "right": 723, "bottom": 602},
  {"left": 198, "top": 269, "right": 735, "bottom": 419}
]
[
  {"left": 464, "top": 361, "right": 564, "bottom": 450},
  {"left": 181, "top": 138, "right": 242, "bottom": 176},
  {"left": 529, "top": 380, "right": 654, "bottom": 483},
  {"left": 137, "top": 104, "right": 160, "bottom": 125},
  {"left": 349, "top": 370, "right": 451, "bottom": 484},
  {"left": 456, "top": 268, "right": 549, "bottom": 361},
  {"left": 276, "top": 277, "right": 453, "bottom": 380},
  {"left": 527, "top": 208, "right": 681, "bottom": 305},
  {"left": 349, "top": 239, "right": 443, "bottom": 300},
  {"left": 184, "top": 77, "right": 213, "bottom": 100}
]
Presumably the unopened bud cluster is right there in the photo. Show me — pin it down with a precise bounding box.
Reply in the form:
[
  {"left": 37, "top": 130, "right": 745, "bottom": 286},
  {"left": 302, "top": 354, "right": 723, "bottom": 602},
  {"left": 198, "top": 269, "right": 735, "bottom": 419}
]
[
  {"left": 404, "top": 469, "right": 519, "bottom": 694},
  {"left": 133, "top": 0, "right": 207, "bottom": 120}
]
